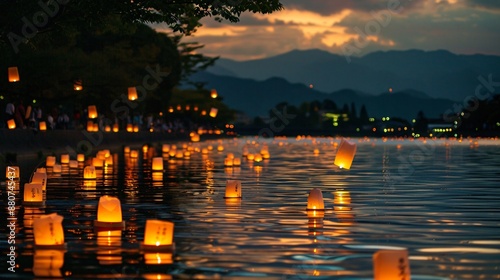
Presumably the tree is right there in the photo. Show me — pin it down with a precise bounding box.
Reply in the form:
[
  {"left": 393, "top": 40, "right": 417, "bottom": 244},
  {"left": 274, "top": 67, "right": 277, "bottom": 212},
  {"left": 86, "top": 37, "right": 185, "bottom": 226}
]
[
  {"left": 359, "top": 104, "right": 369, "bottom": 122},
  {"left": 0, "top": 0, "right": 283, "bottom": 51}
]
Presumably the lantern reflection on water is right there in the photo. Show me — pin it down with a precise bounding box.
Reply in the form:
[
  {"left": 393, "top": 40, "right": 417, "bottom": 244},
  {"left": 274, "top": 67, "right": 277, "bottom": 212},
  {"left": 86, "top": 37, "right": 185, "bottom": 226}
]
[
  {"left": 144, "top": 252, "right": 173, "bottom": 265},
  {"left": 142, "top": 220, "right": 175, "bottom": 250},
  {"left": 373, "top": 249, "right": 410, "bottom": 280},
  {"left": 33, "top": 249, "right": 65, "bottom": 278},
  {"left": 33, "top": 213, "right": 66, "bottom": 248}
]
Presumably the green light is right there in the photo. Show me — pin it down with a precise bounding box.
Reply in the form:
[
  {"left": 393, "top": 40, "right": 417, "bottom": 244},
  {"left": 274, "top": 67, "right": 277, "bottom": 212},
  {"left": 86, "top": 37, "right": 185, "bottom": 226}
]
[
  {"left": 412, "top": 119, "right": 416, "bottom": 123},
  {"left": 356, "top": 128, "right": 360, "bottom": 132},
  {"left": 0, "top": 95, "right": 4, "bottom": 100},
  {"left": 33, "top": 99, "right": 37, "bottom": 103}
]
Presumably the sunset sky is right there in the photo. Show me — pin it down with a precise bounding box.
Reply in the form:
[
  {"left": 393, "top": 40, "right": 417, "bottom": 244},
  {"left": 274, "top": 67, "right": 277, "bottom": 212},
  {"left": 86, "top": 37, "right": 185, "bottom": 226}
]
[{"left": 157, "top": 0, "right": 500, "bottom": 61}]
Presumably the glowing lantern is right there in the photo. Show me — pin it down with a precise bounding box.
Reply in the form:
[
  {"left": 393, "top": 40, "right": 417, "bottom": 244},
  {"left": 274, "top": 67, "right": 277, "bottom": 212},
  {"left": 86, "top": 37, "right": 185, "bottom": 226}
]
[
  {"left": 113, "top": 123, "right": 119, "bottom": 132},
  {"left": 60, "top": 154, "right": 70, "bottom": 164},
  {"left": 133, "top": 124, "right": 139, "bottom": 132},
  {"left": 306, "top": 188, "right": 324, "bottom": 211},
  {"left": 69, "top": 160, "right": 78, "bottom": 168},
  {"left": 128, "top": 87, "right": 138, "bottom": 101},
  {"left": 104, "top": 125, "right": 111, "bottom": 132},
  {"left": 209, "top": 108, "right": 218, "bottom": 118},
  {"left": 31, "top": 172, "right": 47, "bottom": 192},
  {"left": 143, "top": 220, "right": 175, "bottom": 249},
  {"left": 152, "top": 157, "right": 163, "bottom": 171},
  {"left": 8, "top": 66, "right": 20, "bottom": 82},
  {"left": 23, "top": 183, "right": 44, "bottom": 205},
  {"left": 190, "top": 133, "right": 200, "bottom": 142},
  {"left": 254, "top": 154, "right": 263, "bottom": 162},
  {"left": 94, "top": 195, "right": 125, "bottom": 228},
  {"left": 6, "top": 166, "right": 20, "bottom": 180},
  {"left": 313, "top": 148, "right": 320, "bottom": 155},
  {"left": 39, "top": 121, "right": 47, "bottom": 131},
  {"left": 52, "top": 164, "right": 62, "bottom": 173},
  {"left": 87, "top": 121, "right": 94, "bottom": 132},
  {"left": 126, "top": 123, "right": 133, "bottom": 132},
  {"left": 92, "top": 157, "right": 103, "bottom": 168},
  {"left": 33, "top": 249, "right": 65, "bottom": 277},
  {"left": 7, "top": 119, "right": 16, "bottom": 129},
  {"left": 373, "top": 249, "right": 410, "bottom": 280},
  {"left": 334, "top": 138, "right": 357, "bottom": 169},
  {"left": 201, "top": 110, "right": 207, "bottom": 116},
  {"left": 130, "top": 150, "right": 138, "bottom": 158},
  {"left": 210, "top": 89, "right": 218, "bottom": 98},
  {"left": 232, "top": 158, "right": 241, "bottom": 166},
  {"left": 77, "top": 154, "right": 85, "bottom": 162},
  {"left": 224, "top": 180, "right": 242, "bottom": 199},
  {"left": 247, "top": 153, "right": 255, "bottom": 161},
  {"left": 33, "top": 213, "right": 65, "bottom": 247},
  {"left": 83, "top": 166, "right": 96, "bottom": 179},
  {"left": 73, "top": 79, "right": 83, "bottom": 91},
  {"left": 217, "top": 145, "right": 224, "bottom": 152},
  {"left": 88, "top": 105, "right": 98, "bottom": 119},
  {"left": 93, "top": 123, "right": 99, "bottom": 132},
  {"left": 162, "top": 144, "right": 170, "bottom": 153},
  {"left": 224, "top": 158, "right": 233, "bottom": 167},
  {"left": 201, "top": 148, "right": 208, "bottom": 154}
]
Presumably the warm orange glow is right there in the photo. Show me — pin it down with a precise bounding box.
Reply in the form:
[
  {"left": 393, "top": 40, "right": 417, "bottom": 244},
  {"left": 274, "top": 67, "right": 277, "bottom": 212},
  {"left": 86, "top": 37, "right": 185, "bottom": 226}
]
[
  {"left": 144, "top": 252, "right": 173, "bottom": 265},
  {"left": 24, "top": 183, "right": 43, "bottom": 203},
  {"left": 126, "top": 123, "right": 133, "bottom": 132},
  {"left": 46, "top": 156, "right": 56, "bottom": 167},
  {"left": 39, "top": 121, "right": 47, "bottom": 131},
  {"left": 232, "top": 158, "right": 241, "bottom": 166},
  {"left": 112, "top": 123, "right": 119, "bottom": 132},
  {"left": 8, "top": 66, "right": 20, "bottom": 82},
  {"left": 224, "top": 180, "right": 242, "bottom": 198},
  {"left": 33, "top": 249, "right": 64, "bottom": 277},
  {"left": 190, "top": 133, "right": 200, "bottom": 142},
  {"left": 152, "top": 157, "right": 163, "bottom": 171},
  {"left": 83, "top": 166, "right": 97, "bottom": 179},
  {"left": 307, "top": 188, "right": 324, "bottom": 210},
  {"left": 210, "top": 89, "right": 218, "bottom": 99},
  {"left": 88, "top": 105, "right": 98, "bottom": 119},
  {"left": 334, "top": 138, "right": 357, "bottom": 169},
  {"left": 60, "top": 154, "right": 70, "bottom": 164},
  {"left": 144, "top": 220, "right": 174, "bottom": 247},
  {"left": 7, "top": 119, "right": 15, "bottom": 129},
  {"left": 52, "top": 164, "right": 62, "bottom": 173},
  {"left": 74, "top": 80, "right": 83, "bottom": 91},
  {"left": 224, "top": 157, "right": 233, "bottom": 167},
  {"left": 87, "top": 121, "right": 94, "bottom": 132},
  {"left": 6, "top": 166, "right": 20, "bottom": 180},
  {"left": 133, "top": 124, "right": 139, "bottom": 132},
  {"left": 128, "top": 87, "right": 138, "bottom": 101},
  {"left": 201, "top": 110, "right": 207, "bottom": 116},
  {"left": 104, "top": 125, "right": 111, "bottom": 132},
  {"left": 97, "top": 196, "right": 122, "bottom": 223},
  {"left": 209, "top": 108, "right": 218, "bottom": 118},
  {"left": 33, "top": 213, "right": 65, "bottom": 246},
  {"left": 373, "top": 249, "right": 410, "bottom": 280},
  {"left": 77, "top": 154, "right": 85, "bottom": 162}
]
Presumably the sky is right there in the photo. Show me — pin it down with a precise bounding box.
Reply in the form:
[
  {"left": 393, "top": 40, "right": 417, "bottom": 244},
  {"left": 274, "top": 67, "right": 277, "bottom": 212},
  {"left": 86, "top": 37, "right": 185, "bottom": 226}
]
[{"left": 158, "top": 0, "right": 500, "bottom": 61}]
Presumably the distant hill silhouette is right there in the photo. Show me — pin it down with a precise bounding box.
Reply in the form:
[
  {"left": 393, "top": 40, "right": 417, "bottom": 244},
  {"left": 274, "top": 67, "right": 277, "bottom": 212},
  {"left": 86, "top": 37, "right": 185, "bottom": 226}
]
[
  {"left": 187, "top": 71, "right": 456, "bottom": 120},
  {"left": 207, "top": 49, "right": 500, "bottom": 101}
]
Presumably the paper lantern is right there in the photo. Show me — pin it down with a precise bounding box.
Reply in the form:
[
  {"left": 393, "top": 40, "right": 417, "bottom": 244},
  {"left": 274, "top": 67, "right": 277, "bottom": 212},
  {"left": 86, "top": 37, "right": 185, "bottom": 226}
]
[
  {"left": 33, "top": 213, "right": 65, "bottom": 247},
  {"left": 33, "top": 249, "right": 65, "bottom": 277},
  {"left": 52, "top": 164, "right": 62, "bottom": 173},
  {"left": 224, "top": 158, "right": 233, "bottom": 167},
  {"left": 210, "top": 89, "right": 218, "bottom": 98},
  {"left": 232, "top": 158, "right": 241, "bottom": 166},
  {"left": 152, "top": 157, "right": 163, "bottom": 171},
  {"left": 209, "top": 108, "right": 218, "bottom": 118},
  {"left": 162, "top": 144, "right": 170, "bottom": 153},
  {"left": 94, "top": 196, "right": 125, "bottom": 228},
  {"left": 224, "top": 180, "right": 242, "bottom": 199},
  {"left": 124, "top": 146, "right": 131, "bottom": 153},
  {"left": 39, "top": 121, "right": 47, "bottom": 131},
  {"left": 87, "top": 121, "right": 94, "bottom": 132},
  {"left": 217, "top": 145, "right": 224, "bottom": 152},
  {"left": 306, "top": 188, "right": 324, "bottom": 211},
  {"left": 93, "top": 123, "right": 99, "bottom": 132},
  {"left": 143, "top": 220, "right": 175, "bottom": 249},
  {"left": 130, "top": 150, "right": 138, "bottom": 158},
  {"left": 133, "top": 124, "right": 139, "bottom": 132},
  {"left": 373, "top": 249, "right": 410, "bottom": 280},
  {"left": 77, "top": 154, "right": 85, "bottom": 162},
  {"left": 73, "top": 80, "right": 83, "bottom": 91},
  {"left": 126, "top": 123, "right": 133, "bottom": 132},
  {"left": 104, "top": 125, "right": 111, "bottom": 132},
  {"left": 8, "top": 66, "right": 20, "bottom": 82},
  {"left": 190, "top": 133, "right": 200, "bottom": 142},
  {"left": 46, "top": 156, "right": 56, "bottom": 167},
  {"left": 112, "top": 123, "right": 119, "bottom": 132},
  {"left": 60, "top": 154, "right": 70, "bottom": 164},
  {"left": 7, "top": 119, "right": 16, "bottom": 129},
  {"left": 92, "top": 157, "right": 103, "bottom": 167},
  {"left": 88, "top": 105, "right": 98, "bottom": 119},
  {"left": 201, "top": 110, "right": 207, "bottom": 116},
  {"left": 128, "top": 87, "right": 138, "bottom": 101},
  {"left": 334, "top": 138, "right": 357, "bottom": 169},
  {"left": 69, "top": 160, "right": 78, "bottom": 168},
  {"left": 254, "top": 154, "right": 263, "bottom": 162},
  {"left": 83, "top": 166, "right": 96, "bottom": 179},
  {"left": 6, "top": 166, "right": 20, "bottom": 180},
  {"left": 31, "top": 172, "right": 47, "bottom": 192}
]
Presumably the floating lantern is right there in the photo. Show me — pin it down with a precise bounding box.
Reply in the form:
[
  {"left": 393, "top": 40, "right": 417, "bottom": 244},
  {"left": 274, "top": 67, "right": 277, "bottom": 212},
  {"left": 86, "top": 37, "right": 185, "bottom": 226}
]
[
  {"left": 143, "top": 220, "right": 175, "bottom": 250},
  {"left": 152, "top": 157, "right": 163, "bottom": 171},
  {"left": 8, "top": 66, "right": 20, "bottom": 82},
  {"left": 33, "top": 213, "right": 65, "bottom": 248},
  {"left": 373, "top": 249, "right": 410, "bottom": 280},
  {"left": 88, "top": 105, "right": 98, "bottom": 119},
  {"left": 128, "top": 87, "right": 138, "bottom": 101},
  {"left": 31, "top": 172, "right": 47, "bottom": 192},
  {"left": 112, "top": 123, "right": 119, "bottom": 132},
  {"left": 210, "top": 89, "right": 218, "bottom": 98},
  {"left": 52, "top": 164, "right": 62, "bottom": 173},
  {"left": 77, "top": 154, "right": 85, "bottom": 162},
  {"left": 133, "top": 124, "right": 139, "bottom": 132},
  {"left": 224, "top": 180, "right": 242, "bottom": 199},
  {"left": 33, "top": 249, "right": 65, "bottom": 278},
  {"left": 261, "top": 152, "right": 270, "bottom": 159},
  {"left": 232, "top": 158, "right": 241, "bottom": 166},
  {"left": 7, "top": 119, "right": 16, "bottom": 129},
  {"left": 130, "top": 150, "right": 138, "bottom": 158},
  {"left": 6, "top": 166, "right": 20, "bottom": 180},
  {"left": 247, "top": 153, "right": 255, "bottom": 161},
  {"left": 73, "top": 79, "right": 83, "bottom": 91},
  {"left": 217, "top": 145, "right": 224, "bottom": 152},
  {"left": 209, "top": 108, "right": 218, "bottom": 118},
  {"left": 69, "top": 160, "right": 78, "bottom": 168},
  {"left": 126, "top": 123, "right": 133, "bottom": 132},
  {"left": 201, "top": 110, "right": 207, "bottom": 116},
  {"left": 83, "top": 166, "right": 97, "bottom": 179},
  {"left": 92, "top": 157, "right": 103, "bottom": 168},
  {"left": 105, "top": 156, "right": 113, "bottom": 166},
  {"left": 87, "top": 121, "right": 94, "bottom": 132},
  {"left": 24, "top": 183, "right": 44, "bottom": 205},
  {"left": 224, "top": 158, "right": 233, "bottom": 167},
  {"left": 39, "top": 121, "right": 47, "bottom": 131},
  {"left": 175, "top": 151, "right": 183, "bottom": 159},
  {"left": 104, "top": 125, "right": 111, "bottom": 132},
  {"left": 201, "top": 148, "right": 208, "bottom": 154},
  {"left": 93, "top": 123, "right": 99, "bottom": 132},
  {"left": 334, "top": 138, "right": 357, "bottom": 169},
  {"left": 60, "top": 154, "right": 70, "bottom": 164},
  {"left": 306, "top": 188, "right": 324, "bottom": 211},
  {"left": 94, "top": 196, "right": 125, "bottom": 228},
  {"left": 124, "top": 146, "right": 131, "bottom": 154},
  {"left": 162, "top": 144, "right": 170, "bottom": 153},
  {"left": 254, "top": 154, "right": 263, "bottom": 162},
  {"left": 313, "top": 148, "right": 320, "bottom": 155},
  {"left": 190, "top": 133, "right": 200, "bottom": 142}
]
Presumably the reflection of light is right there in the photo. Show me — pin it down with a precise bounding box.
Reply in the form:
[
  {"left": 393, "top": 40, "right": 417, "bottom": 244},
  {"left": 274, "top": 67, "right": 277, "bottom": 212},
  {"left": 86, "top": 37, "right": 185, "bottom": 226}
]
[
  {"left": 144, "top": 253, "right": 173, "bottom": 265},
  {"left": 33, "top": 249, "right": 65, "bottom": 277}
]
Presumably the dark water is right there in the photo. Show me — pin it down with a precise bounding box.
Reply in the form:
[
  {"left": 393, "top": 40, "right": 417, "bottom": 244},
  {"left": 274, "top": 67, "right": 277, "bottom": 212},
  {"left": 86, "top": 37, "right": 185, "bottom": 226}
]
[{"left": 1, "top": 137, "right": 500, "bottom": 279}]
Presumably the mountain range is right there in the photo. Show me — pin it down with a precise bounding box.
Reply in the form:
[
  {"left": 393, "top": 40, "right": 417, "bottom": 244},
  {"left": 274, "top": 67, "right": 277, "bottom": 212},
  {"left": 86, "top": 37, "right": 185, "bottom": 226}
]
[{"left": 186, "top": 49, "right": 500, "bottom": 120}]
